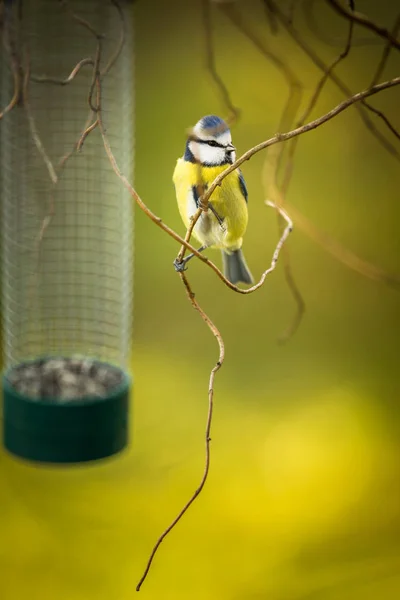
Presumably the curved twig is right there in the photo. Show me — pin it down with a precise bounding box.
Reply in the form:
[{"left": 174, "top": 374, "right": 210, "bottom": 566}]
[
  {"left": 202, "top": 0, "right": 240, "bottom": 126},
  {"left": 370, "top": 12, "right": 400, "bottom": 86},
  {"left": 269, "top": 0, "right": 400, "bottom": 160},
  {"left": 101, "top": 0, "right": 126, "bottom": 76},
  {"left": 30, "top": 57, "right": 94, "bottom": 85},
  {"left": 0, "top": 2, "right": 21, "bottom": 120},
  {"left": 302, "top": 0, "right": 382, "bottom": 47},
  {"left": 135, "top": 272, "right": 224, "bottom": 591},
  {"left": 204, "top": 76, "right": 400, "bottom": 206},
  {"left": 216, "top": 0, "right": 305, "bottom": 339},
  {"left": 362, "top": 101, "right": 400, "bottom": 141},
  {"left": 284, "top": 201, "right": 400, "bottom": 288},
  {"left": 326, "top": 0, "right": 400, "bottom": 51},
  {"left": 281, "top": 3, "right": 354, "bottom": 196}
]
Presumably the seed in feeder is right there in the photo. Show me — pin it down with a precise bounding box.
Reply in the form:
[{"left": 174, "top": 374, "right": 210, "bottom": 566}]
[
  {"left": 42, "top": 358, "right": 65, "bottom": 374},
  {"left": 7, "top": 357, "right": 125, "bottom": 402},
  {"left": 59, "top": 371, "right": 79, "bottom": 387},
  {"left": 68, "top": 358, "right": 84, "bottom": 374},
  {"left": 59, "top": 386, "right": 83, "bottom": 401}
]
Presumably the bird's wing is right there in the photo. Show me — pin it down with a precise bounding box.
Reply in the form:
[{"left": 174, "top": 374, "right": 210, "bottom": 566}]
[{"left": 238, "top": 169, "right": 248, "bottom": 203}]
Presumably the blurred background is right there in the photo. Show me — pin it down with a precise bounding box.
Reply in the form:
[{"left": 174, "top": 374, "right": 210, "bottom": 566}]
[{"left": 1, "top": 0, "right": 400, "bottom": 598}]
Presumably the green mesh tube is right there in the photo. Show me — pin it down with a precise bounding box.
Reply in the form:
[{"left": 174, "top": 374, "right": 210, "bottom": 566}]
[{"left": 0, "top": 0, "right": 134, "bottom": 463}]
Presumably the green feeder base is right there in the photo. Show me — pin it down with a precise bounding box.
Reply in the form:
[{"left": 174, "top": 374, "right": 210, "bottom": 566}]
[{"left": 2, "top": 362, "right": 131, "bottom": 464}]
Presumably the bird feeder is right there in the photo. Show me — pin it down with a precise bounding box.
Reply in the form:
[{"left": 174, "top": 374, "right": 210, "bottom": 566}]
[{"left": 0, "top": 0, "right": 134, "bottom": 463}]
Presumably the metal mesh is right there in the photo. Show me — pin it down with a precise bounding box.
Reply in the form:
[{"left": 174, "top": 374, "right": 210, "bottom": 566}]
[{"left": 0, "top": 1, "right": 134, "bottom": 369}]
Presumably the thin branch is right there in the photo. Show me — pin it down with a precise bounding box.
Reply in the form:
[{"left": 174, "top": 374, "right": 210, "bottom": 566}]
[
  {"left": 92, "top": 7, "right": 287, "bottom": 590},
  {"left": 135, "top": 271, "right": 224, "bottom": 591},
  {"left": 204, "top": 76, "right": 400, "bottom": 206},
  {"left": 213, "top": 1, "right": 305, "bottom": 338},
  {"left": 0, "top": 12, "right": 21, "bottom": 119},
  {"left": 274, "top": 1, "right": 353, "bottom": 340},
  {"left": 101, "top": 0, "right": 125, "bottom": 76},
  {"left": 269, "top": 0, "right": 400, "bottom": 160},
  {"left": 30, "top": 57, "right": 94, "bottom": 85},
  {"left": 326, "top": 0, "right": 400, "bottom": 51},
  {"left": 218, "top": 2, "right": 303, "bottom": 176},
  {"left": 276, "top": 250, "right": 306, "bottom": 343},
  {"left": 369, "top": 12, "right": 400, "bottom": 86},
  {"left": 362, "top": 11, "right": 400, "bottom": 142},
  {"left": 214, "top": 6, "right": 302, "bottom": 185},
  {"left": 176, "top": 206, "right": 202, "bottom": 265},
  {"left": 284, "top": 201, "right": 400, "bottom": 288},
  {"left": 135, "top": 203, "right": 292, "bottom": 592},
  {"left": 362, "top": 101, "right": 400, "bottom": 141},
  {"left": 217, "top": 1, "right": 306, "bottom": 337},
  {"left": 22, "top": 52, "right": 58, "bottom": 185},
  {"left": 98, "top": 75, "right": 400, "bottom": 292},
  {"left": 262, "top": 0, "right": 279, "bottom": 34},
  {"left": 57, "top": 110, "right": 97, "bottom": 170},
  {"left": 281, "top": 2, "right": 354, "bottom": 196},
  {"left": 77, "top": 115, "right": 99, "bottom": 150},
  {"left": 202, "top": 0, "right": 240, "bottom": 126},
  {"left": 59, "top": 0, "right": 103, "bottom": 40},
  {"left": 88, "top": 39, "right": 102, "bottom": 112},
  {"left": 302, "top": 0, "right": 382, "bottom": 47}
]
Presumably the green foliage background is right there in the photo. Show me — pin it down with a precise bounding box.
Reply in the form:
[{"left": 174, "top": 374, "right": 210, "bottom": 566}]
[{"left": 1, "top": 1, "right": 400, "bottom": 598}]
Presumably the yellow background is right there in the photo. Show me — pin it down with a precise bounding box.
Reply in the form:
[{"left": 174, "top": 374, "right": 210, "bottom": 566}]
[{"left": 1, "top": 1, "right": 400, "bottom": 598}]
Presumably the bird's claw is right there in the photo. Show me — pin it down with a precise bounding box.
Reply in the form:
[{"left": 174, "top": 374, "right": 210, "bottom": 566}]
[{"left": 173, "top": 258, "right": 187, "bottom": 272}]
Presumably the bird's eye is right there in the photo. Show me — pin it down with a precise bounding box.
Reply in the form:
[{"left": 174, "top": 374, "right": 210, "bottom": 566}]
[{"left": 207, "top": 140, "right": 219, "bottom": 147}]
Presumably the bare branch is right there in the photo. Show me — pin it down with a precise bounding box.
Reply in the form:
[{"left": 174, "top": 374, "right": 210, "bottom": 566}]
[
  {"left": 59, "top": 0, "right": 103, "bottom": 40},
  {"left": 0, "top": 3, "right": 21, "bottom": 120},
  {"left": 101, "top": 0, "right": 125, "bottom": 76},
  {"left": 176, "top": 206, "right": 202, "bottom": 265},
  {"left": 23, "top": 52, "right": 58, "bottom": 185},
  {"left": 136, "top": 271, "right": 224, "bottom": 591},
  {"left": 276, "top": 250, "right": 306, "bottom": 343},
  {"left": 77, "top": 115, "right": 99, "bottom": 150},
  {"left": 281, "top": 3, "right": 354, "bottom": 196},
  {"left": 135, "top": 203, "right": 291, "bottom": 591},
  {"left": 204, "top": 76, "right": 400, "bottom": 206},
  {"left": 269, "top": 0, "right": 400, "bottom": 160},
  {"left": 57, "top": 110, "right": 97, "bottom": 170},
  {"left": 326, "top": 0, "right": 400, "bottom": 51},
  {"left": 262, "top": 0, "right": 279, "bottom": 34},
  {"left": 215, "top": 1, "right": 305, "bottom": 338},
  {"left": 302, "top": 0, "right": 382, "bottom": 47},
  {"left": 361, "top": 11, "right": 400, "bottom": 142},
  {"left": 216, "top": 0, "right": 304, "bottom": 332},
  {"left": 362, "top": 101, "right": 400, "bottom": 141},
  {"left": 370, "top": 12, "right": 400, "bottom": 86},
  {"left": 285, "top": 201, "right": 400, "bottom": 289},
  {"left": 30, "top": 57, "right": 94, "bottom": 85},
  {"left": 273, "top": 1, "right": 352, "bottom": 339},
  {"left": 201, "top": 0, "right": 240, "bottom": 126},
  {"left": 0, "top": 63, "right": 19, "bottom": 119}
]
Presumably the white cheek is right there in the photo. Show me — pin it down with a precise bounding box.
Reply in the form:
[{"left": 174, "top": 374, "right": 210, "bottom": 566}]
[
  {"left": 189, "top": 141, "right": 201, "bottom": 162},
  {"left": 200, "top": 145, "right": 225, "bottom": 164}
]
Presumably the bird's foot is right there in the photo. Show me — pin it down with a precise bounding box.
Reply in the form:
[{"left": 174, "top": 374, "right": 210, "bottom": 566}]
[{"left": 173, "top": 258, "right": 188, "bottom": 272}]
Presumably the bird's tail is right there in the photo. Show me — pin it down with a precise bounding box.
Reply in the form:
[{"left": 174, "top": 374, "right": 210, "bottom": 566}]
[{"left": 222, "top": 249, "right": 254, "bottom": 285}]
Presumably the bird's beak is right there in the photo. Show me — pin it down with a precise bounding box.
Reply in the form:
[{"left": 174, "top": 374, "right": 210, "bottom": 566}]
[{"left": 226, "top": 143, "right": 236, "bottom": 153}]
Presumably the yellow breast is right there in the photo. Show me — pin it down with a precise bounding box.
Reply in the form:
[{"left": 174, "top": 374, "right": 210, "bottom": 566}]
[{"left": 173, "top": 159, "right": 248, "bottom": 250}]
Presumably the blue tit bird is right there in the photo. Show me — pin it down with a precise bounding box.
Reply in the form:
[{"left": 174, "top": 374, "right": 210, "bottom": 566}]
[{"left": 172, "top": 114, "right": 254, "bottom": 285}]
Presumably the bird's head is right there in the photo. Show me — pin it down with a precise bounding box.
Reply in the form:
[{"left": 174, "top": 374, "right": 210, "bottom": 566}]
[{"left": 185, "top": 115, "right": 236, "bottom": 166}]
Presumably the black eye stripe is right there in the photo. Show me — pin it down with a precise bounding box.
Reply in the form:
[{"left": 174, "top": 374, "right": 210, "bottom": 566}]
[{"left": 191, "top": 137, "right": 228, "bottom": 149}]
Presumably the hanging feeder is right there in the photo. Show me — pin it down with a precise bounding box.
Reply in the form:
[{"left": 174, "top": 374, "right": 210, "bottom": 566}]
[{"left": 0, "top": 0, "right": 134, "bottom": 463}]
